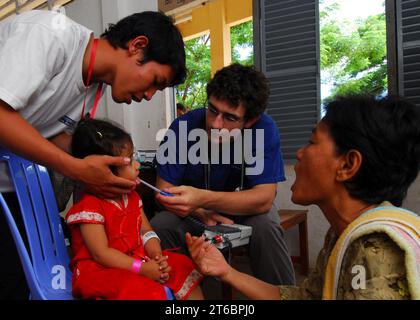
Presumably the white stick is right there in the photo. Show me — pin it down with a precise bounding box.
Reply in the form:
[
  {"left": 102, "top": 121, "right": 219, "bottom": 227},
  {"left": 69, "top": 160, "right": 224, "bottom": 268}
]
[{"left": 140, "top": 179, "right": 163, "bottom": 193}]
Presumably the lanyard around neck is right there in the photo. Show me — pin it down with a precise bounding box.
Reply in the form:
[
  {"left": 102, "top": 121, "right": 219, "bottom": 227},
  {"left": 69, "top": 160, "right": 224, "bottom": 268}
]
[
  {"left": 81, "top": 38, "right": 103, "bottom": 120},
  {"left": 204, "top": 148, "right": 245, "bottom": 191}
]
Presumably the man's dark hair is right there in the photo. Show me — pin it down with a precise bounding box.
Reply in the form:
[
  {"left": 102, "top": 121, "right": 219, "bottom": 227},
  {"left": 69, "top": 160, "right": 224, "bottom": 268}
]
[
  {"left": 71, "top": 119, "right": 133, "bottom": 174},
  {"left": 206, "top": 64, "right": 270, "bottom": 120},
  {"left": 323, "top": 95, "right": 420, "bottom": 207},
  {"left": 101, "top": 11, "right": 186, "bottom": 86}
]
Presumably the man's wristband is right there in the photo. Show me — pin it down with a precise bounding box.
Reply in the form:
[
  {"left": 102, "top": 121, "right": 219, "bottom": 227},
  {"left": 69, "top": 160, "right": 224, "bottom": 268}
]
[
  {"left": 142, "top": 231, "right": 160, "bottom": 246},
  {"left": 131, "top": 259, "right": 143, "bottom": 274}
]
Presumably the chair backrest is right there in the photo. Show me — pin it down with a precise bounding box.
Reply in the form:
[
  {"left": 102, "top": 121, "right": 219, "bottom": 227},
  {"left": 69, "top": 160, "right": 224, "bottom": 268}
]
[{"left": 0, "top": 148, "right": 73, "bottom": 300}]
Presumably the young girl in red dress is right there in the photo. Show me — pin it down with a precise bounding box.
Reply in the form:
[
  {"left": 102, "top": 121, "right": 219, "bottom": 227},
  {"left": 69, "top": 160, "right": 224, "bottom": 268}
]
[{"left": 65, "top": 119, "right": 203, "bottom": 300}]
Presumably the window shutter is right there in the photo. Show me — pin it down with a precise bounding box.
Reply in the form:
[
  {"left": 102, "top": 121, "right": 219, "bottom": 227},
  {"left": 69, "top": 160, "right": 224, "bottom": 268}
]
[
  {"left": 396, "top": 0, "right": 420, "bottom": 106},
  {"left": 253, "top": 0, "right": 320, "bottom": 161}
]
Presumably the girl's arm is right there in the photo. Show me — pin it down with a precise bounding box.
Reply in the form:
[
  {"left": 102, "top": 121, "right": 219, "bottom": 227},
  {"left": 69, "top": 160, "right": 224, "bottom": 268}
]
[
  {"left": 140, "top": 209, "right": 171, "bottom": 280},
  {"left": 141, "top": 208, "right": 163, "bottom": 259},
  {"left": 79, "top": 223, "right": 164, "bottom": 282},
  {"left": 80, "top": 224, "right": 134, "bottom": 270}
]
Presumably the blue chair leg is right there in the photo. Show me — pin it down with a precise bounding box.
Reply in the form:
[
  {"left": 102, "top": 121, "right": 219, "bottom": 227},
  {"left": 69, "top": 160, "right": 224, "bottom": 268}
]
[{"left": 164, "top": 286, "right": 174, "bottom": 300}]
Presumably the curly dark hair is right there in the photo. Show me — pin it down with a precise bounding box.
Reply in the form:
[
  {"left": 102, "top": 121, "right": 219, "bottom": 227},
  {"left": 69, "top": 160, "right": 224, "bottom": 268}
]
[
  {"left": 71, "top": 119, "right": 133, "bottom": 174},
  {"left": 206, "top": 64, "right": 270, "bottom": 120},
  {"left": 101, "top": 11, "right": 186, "bottom": 86},
  {"left": 323, "top": 95, "right": 420, "bottom": 207}
]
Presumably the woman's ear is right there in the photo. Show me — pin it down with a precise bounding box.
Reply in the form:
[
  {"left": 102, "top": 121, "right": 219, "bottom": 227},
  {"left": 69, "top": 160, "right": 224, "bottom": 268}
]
[
  {"left": 128, "top": 36, "right": 149, "bottom": 56},
  {"left": 336, "top": 149, "right": 362, "bottom": 182}
]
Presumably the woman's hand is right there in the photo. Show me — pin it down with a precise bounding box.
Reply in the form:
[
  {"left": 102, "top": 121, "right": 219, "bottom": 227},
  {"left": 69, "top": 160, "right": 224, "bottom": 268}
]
[{"left": 186, "top": 232, "right": 232, "bottom": 280}]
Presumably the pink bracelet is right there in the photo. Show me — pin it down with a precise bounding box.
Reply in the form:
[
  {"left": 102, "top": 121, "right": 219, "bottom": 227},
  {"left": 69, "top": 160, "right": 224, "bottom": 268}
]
[{"left": 131, "top": 259, "right": 143, "bottom": 274}]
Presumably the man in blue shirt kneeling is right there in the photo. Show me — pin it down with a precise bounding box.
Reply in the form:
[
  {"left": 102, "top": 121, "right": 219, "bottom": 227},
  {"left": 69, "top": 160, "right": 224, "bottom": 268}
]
[{"left": 151, "top": 64, "right": 295, "bottom": 286}]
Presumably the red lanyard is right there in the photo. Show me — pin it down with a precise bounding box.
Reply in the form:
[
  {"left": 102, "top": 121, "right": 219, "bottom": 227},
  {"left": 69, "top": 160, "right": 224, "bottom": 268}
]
[{"left": 81, "top": 38, "right": 103, "bottom": 120}]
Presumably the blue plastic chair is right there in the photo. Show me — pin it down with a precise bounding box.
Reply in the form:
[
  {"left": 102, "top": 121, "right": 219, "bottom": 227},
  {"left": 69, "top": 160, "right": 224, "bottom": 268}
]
[
  {"left": 0, "top": 148, "right": 73, "bottom": 300},
  {"left": 0, "top": 148, "right": 174, "bottom": 300}
]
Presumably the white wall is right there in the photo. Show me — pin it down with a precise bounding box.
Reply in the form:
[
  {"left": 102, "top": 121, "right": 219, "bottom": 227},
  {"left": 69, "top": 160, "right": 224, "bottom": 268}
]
[
  {"left": 404, "top": 174, "right": 420, "bottom": 212},
  {"left": 65, "top": 0, "right": 103, "bottom": 35},
  {"left": 65, "top": 0, "right": 175, "bottom": 151}
]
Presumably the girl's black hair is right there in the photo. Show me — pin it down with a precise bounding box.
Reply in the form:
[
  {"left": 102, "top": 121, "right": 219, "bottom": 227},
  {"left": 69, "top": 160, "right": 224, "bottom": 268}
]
[{"left": 71, "top": 119, "right": 133, "bottom": 174}]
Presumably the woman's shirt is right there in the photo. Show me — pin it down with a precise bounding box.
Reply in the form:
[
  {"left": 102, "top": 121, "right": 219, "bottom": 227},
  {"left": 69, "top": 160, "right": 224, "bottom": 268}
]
[{"left": 279, "top": 228, "right": 410, "bottom": 300}]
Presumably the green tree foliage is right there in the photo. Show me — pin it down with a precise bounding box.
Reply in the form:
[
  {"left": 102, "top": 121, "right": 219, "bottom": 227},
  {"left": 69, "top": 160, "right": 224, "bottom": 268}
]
[
  {"left": 175, "top": 20, "right": 253, "bottom": 110},
  {"left": 231, "top": 21, "right": 254, "bottom": 66},
  {"left": 175, "top": 35, "right": 211, "bottom": 111},
  {"left": 321, "top": 1, "right": 387, "bottom": 103},
  {"left": 176, "top": 2, "right": 386, "bottom": 109}
]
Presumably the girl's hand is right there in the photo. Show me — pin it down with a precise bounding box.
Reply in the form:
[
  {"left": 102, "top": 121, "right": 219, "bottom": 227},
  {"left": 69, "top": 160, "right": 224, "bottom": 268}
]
[
  {"left": 139, "top": 259, "right": 167, "bottom": 284},
  {"left": 158, "top": 255, "right": 171, "bottom": 281},
  {"left": 150, "top": 253, "right": 171, "bottom": 282}
]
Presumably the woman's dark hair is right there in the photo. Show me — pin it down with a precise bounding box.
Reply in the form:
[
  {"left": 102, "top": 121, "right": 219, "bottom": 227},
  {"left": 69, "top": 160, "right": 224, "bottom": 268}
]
[
  {"left": 323, "top": 95, "right": 420, "bottom": 206},
  {"left": 206, "top": 64, "right": 270, "bottom": 120},
  {"left": 71, "top": 119, "right": 133, "bottom": 174},
  {"left": 101, "top": 11, "right": 186, "bottom": 86}
]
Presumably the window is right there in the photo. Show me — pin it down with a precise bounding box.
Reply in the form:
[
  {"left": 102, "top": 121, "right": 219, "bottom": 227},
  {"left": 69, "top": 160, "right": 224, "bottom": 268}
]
[
  {"left": 389, "top": 0, "right": 420, "bottom": 106},
  {"left": 254, "top": 0, "right": 420, "bottom": 162}
]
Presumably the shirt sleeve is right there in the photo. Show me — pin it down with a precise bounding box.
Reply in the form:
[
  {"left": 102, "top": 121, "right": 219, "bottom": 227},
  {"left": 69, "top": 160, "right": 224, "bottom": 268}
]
[
  {"left": 278, "top": 285, "right": 316, "bottom": 300},
  {"left": 0, "top": 23, "right": 65, "bottom": 109},
  {"left": 66, "top": 195, "right": 105, "bottom": 226},
  {"left": 244, "top": 119, "right": 286, "bottom": 188},
  {"left": 278, "top": 266, "right": 324, "bottom": 300},
  {"left": 338, "top": 233, "right": 410, "bottom": 300}
]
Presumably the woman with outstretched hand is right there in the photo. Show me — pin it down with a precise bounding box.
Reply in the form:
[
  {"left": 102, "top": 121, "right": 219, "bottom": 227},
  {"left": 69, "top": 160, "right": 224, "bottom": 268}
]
[{"left": 187, "top": 95, "right": 420, "bottom": 300}]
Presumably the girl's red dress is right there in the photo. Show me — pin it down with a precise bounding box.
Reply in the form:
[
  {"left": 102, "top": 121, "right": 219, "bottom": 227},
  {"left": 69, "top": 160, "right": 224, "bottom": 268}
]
[{"left": 65, "top": 191, "right": 202, "bottom": 300}]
